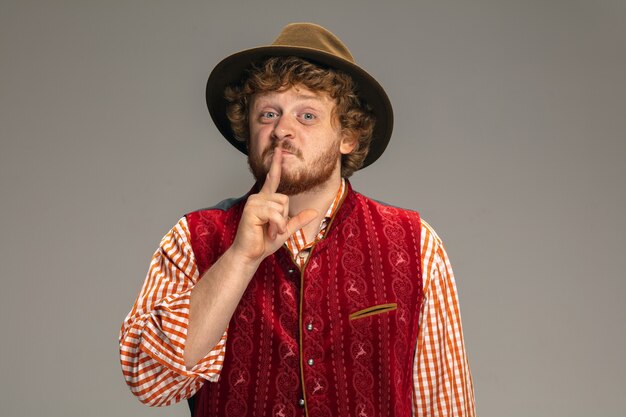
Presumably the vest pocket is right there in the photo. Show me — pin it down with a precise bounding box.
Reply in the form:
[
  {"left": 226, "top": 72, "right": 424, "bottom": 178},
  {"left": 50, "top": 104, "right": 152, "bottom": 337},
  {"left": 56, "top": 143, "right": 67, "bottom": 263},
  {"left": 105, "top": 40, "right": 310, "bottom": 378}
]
[{"left": 349, "top": 303, "right": 397, "bottom": 321}]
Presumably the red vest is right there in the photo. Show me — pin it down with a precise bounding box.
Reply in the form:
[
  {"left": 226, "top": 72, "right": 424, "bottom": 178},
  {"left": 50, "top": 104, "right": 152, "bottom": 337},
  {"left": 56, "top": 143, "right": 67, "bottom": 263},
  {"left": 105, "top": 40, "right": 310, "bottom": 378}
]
[{"left": 187, "top": 184, "right": 423, "bottom": 417}]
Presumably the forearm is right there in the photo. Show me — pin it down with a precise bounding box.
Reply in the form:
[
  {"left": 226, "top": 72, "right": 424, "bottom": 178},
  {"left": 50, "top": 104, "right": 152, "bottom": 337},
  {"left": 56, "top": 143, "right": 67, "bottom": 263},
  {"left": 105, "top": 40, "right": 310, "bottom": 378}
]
[
  {"left": 184, "top": 246, "right": 260, "bottom": 368},
  {"left": 119, "top": 287, "right": 226, "bottom": 405}
]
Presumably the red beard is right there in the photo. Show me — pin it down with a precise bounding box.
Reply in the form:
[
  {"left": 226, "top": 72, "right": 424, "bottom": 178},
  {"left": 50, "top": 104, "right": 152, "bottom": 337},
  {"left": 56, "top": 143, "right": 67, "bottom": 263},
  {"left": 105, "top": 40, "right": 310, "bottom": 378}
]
[{"left": 248, "top": 140, "right": 341, "bottom": 195}]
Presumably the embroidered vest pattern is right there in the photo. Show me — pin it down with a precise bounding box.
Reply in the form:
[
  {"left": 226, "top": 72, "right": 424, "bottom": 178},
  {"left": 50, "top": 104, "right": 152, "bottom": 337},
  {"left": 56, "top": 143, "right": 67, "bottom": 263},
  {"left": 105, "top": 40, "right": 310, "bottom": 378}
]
[{"left": 187, "top": 185, "right": 423, "bottom": 417}]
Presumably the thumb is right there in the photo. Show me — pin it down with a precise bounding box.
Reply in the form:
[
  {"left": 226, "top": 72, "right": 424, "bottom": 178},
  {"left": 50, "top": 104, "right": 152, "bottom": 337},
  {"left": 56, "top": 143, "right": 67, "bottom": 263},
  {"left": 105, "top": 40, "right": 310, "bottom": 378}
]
[{"left": 285, "top": 209, "right": 318, "bottom": 236}]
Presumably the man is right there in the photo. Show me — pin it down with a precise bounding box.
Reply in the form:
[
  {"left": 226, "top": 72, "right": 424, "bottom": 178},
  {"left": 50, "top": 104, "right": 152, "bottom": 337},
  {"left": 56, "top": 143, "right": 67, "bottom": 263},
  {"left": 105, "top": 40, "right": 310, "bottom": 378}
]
[{"left": 120, "top": 23, "right": 475, "bottom": 416}]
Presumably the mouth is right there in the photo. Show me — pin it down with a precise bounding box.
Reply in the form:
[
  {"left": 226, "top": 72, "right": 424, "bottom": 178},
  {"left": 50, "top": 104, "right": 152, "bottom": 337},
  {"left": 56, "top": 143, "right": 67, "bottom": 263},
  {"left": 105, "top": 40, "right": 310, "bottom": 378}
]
[{"left": 265, "top": 146, "right": 300, "bottom": 159}]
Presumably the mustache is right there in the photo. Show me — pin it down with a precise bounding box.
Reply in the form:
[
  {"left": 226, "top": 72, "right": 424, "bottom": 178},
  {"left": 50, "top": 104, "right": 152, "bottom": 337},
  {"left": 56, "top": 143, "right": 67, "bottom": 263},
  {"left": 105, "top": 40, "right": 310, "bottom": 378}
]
[{"left": 261, "top": 142, "right": 303, "bottom": 160}]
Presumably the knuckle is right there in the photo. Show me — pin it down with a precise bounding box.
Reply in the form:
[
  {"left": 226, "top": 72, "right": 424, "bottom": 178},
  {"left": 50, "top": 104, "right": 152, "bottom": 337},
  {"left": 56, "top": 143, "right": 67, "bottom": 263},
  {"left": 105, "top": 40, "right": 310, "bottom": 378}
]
[{"left": 265, "top": 200, "right": 273, "bottom": 211}]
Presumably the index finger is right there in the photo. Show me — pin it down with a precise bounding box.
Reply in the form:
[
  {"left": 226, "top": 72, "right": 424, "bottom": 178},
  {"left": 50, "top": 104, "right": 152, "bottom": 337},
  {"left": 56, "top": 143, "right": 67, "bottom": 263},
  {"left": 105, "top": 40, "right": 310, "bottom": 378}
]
[{"left": 261, "top": 148, "right": 282, "bottom": 194}]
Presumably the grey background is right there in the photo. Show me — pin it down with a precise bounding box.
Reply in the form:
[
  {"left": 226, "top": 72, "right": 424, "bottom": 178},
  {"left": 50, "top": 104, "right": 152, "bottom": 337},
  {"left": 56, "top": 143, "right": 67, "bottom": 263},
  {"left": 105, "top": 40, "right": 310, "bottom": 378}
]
[{"left": 1, "top": 1, "right": 625, "bottom": 416}]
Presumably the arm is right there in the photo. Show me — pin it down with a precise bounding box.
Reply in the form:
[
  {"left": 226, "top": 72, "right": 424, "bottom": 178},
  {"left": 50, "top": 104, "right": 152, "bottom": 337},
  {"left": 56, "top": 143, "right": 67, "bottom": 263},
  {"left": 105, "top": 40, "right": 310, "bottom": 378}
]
[
  {"left": 119, "top": 218, "right": 226, "bottom": 406},
  {"left": 183, "top": 149, "right": 317, "bottom": 367},
  {"left": 412, "top": 221, "right": 476, "bottom": 416},
  {"left": 120, "top": 150, "right": 317, "bottom": 405}
]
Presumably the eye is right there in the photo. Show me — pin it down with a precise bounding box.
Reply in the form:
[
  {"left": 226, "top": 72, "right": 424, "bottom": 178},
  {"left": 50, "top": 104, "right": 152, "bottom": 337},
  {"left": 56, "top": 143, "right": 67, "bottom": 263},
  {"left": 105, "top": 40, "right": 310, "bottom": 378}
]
[
  {"left": 301, "top": 113, "right": 316, "bottom": 121},
  {"left": 261, "top": 111, "right": 278, "bottom": 119}
]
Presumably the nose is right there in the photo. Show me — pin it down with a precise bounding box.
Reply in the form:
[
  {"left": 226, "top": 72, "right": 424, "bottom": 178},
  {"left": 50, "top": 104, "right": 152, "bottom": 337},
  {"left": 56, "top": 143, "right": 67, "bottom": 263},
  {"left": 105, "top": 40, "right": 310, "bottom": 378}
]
[{"left": 271, "top": 114, "right": 296, "bottom": 142}]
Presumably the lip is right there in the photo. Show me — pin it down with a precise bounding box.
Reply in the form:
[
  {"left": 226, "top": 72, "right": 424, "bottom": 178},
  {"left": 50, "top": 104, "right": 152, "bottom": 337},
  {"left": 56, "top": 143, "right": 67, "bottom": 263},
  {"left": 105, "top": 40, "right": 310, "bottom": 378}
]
[{"left": 268, "top": 148, "right": 297, "bottom": 158}]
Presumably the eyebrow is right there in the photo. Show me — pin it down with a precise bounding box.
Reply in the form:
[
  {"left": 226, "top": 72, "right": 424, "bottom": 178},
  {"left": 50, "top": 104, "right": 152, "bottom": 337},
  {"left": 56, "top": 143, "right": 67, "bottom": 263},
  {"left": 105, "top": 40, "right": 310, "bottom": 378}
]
[{"left": 251, "top": 93, "right": 328, "bottom": 113}]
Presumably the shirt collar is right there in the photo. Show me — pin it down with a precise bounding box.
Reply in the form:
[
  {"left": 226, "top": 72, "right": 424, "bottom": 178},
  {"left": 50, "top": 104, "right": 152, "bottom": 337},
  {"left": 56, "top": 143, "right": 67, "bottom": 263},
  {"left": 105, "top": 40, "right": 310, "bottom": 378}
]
[{"left": 285, "top": 178, "right": 347, "bottom": 263}]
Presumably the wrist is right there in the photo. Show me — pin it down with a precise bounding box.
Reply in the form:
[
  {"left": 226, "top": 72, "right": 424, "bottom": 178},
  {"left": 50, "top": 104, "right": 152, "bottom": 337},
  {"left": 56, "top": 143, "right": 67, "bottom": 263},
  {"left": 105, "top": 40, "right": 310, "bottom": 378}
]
[{"left": 223, "top": 245, "right": 262, "bottom": 275}]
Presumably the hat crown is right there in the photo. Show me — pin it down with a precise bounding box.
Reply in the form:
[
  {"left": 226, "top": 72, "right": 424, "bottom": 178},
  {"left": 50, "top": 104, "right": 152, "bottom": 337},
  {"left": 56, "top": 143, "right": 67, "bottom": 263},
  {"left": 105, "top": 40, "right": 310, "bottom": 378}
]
[{"left": 272, "top": 23, "right": 355, "bottom": 64}]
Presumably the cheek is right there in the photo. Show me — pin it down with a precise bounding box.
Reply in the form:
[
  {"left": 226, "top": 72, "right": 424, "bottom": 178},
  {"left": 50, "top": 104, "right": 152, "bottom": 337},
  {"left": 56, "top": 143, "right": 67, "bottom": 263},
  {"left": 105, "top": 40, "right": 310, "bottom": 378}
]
[{"left": 248, "top": 126, "right": 270, "bottom": 152}]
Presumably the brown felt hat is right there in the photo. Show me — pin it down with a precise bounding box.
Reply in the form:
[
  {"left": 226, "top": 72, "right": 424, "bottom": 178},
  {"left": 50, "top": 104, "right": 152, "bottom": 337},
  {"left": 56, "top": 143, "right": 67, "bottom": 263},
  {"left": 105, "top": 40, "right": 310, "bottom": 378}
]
[{"left": 206, "top": 22, "right": 393, "bottom": 169}]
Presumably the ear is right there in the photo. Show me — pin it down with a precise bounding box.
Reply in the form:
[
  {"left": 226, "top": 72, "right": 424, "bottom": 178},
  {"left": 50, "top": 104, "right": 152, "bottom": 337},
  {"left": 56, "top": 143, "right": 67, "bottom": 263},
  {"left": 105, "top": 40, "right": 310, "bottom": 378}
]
[{"left": 339, "top": 132, "right": 357, "bottom": 155}]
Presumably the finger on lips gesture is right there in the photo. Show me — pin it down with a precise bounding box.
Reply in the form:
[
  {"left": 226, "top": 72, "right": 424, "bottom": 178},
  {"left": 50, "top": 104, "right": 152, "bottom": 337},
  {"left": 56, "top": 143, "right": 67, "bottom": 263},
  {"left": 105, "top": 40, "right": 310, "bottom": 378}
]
[
  {"left": 261, "top": 149, "right": 284, "bottom": 239},
  {"left": 260, "top": 147, "right": 283, "bottom": 196},
  {"left": 260, "top": 149, "right": 317, "bottom": 244}
]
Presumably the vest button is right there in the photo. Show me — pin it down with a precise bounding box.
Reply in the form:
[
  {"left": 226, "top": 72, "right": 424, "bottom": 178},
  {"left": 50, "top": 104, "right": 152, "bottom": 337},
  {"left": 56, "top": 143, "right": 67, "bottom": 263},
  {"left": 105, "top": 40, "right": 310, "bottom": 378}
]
[
  {"left": 306, "top": 323, "right": 314, "bottom": 331},
  {"left": 307, "top": 358, "right": 314, "bottom": 366},
  {"left": 298, "top": 398, "right": 305, "bottom": 407},
  {"left": 288, "top": 268, "right": 295, "bottom": 274}
]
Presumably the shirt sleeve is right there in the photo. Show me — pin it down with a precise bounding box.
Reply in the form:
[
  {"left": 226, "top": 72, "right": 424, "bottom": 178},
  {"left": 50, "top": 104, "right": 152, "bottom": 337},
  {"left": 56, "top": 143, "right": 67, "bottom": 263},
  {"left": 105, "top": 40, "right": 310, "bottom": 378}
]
[
  {"left": 119, "top": 217, "right": 228, "bottom": 406},
  {"left": 412, "top": 220, "right": 476, "bottom": 416}
]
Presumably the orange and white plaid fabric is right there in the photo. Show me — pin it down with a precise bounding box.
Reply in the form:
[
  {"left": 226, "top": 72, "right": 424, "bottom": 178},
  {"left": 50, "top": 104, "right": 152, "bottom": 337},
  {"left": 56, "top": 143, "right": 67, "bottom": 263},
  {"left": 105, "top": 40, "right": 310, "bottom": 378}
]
[
  {"left": 285, "top": 179, "right": 346, "bottom": 269},
  {"left": 119, "top": 181, "right": 475, "bottom": 415}
]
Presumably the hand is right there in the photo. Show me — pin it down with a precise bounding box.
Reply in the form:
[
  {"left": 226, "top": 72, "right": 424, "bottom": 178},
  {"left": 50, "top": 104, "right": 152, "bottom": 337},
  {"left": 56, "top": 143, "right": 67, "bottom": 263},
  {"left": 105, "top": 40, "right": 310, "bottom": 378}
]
[{"left": 230, "top": 149, "right": 318, "bottom": 266}]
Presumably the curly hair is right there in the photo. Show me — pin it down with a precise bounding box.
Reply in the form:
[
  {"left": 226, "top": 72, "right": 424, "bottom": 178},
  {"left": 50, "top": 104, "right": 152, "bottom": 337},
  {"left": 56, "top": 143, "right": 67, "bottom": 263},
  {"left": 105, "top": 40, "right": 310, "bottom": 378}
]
[{"left": 224, "top": 56, "right": 376, "bottom": 178}]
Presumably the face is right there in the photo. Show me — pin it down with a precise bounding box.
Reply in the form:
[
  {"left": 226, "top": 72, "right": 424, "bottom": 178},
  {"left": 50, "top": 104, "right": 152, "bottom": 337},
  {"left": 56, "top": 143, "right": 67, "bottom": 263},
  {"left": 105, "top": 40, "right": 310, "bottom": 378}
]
[{"left": 247, "top": 85, "right": 356, "bottom": 195}]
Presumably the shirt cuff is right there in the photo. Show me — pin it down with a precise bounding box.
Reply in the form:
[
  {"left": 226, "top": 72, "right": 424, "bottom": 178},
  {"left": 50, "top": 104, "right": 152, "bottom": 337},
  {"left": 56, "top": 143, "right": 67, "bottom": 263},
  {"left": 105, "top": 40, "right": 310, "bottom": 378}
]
[{"left": 139, "top": 288, "right": 226, "bottom": 382}]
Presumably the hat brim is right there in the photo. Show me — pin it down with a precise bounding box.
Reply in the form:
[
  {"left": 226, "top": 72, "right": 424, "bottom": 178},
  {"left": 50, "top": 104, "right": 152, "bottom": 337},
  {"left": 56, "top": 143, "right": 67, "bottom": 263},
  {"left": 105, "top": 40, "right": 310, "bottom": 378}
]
[{"left": 206, "top": 45, "right": 393, "bottom": 169}]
